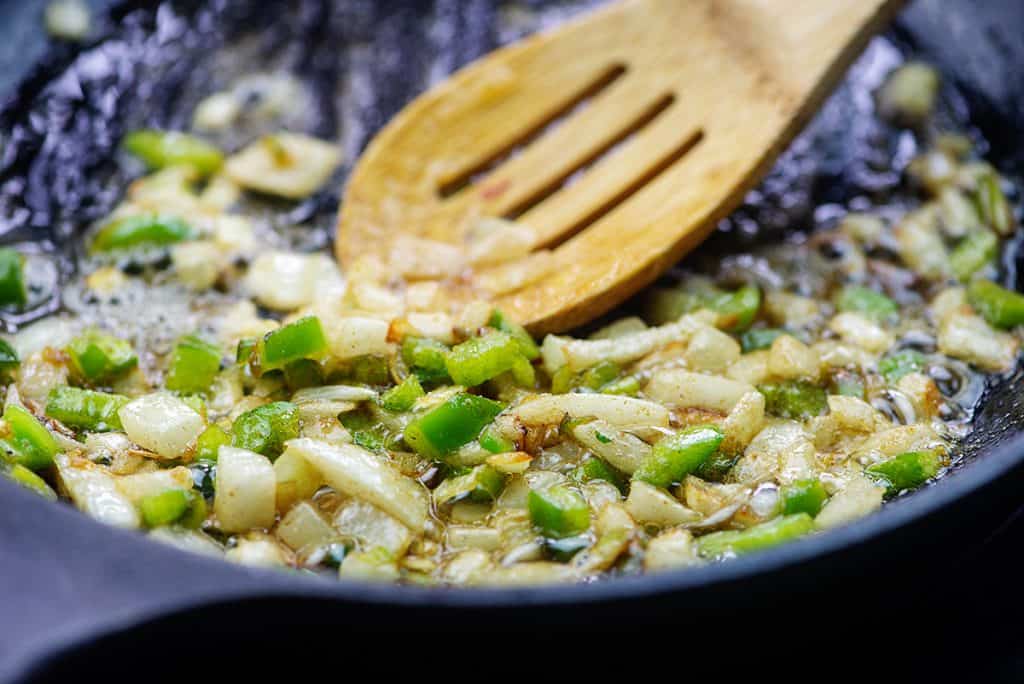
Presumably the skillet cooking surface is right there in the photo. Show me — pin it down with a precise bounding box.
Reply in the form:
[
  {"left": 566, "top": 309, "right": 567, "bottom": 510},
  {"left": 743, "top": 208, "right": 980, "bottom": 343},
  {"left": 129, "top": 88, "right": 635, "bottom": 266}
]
[{"left": 1, "top": 0, "right": 1024, "bottom": 678}]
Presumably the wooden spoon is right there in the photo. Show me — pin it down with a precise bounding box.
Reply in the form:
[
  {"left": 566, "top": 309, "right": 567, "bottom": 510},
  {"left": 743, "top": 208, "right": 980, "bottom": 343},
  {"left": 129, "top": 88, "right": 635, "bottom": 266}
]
[{"left": 337, "top": 0, "right": 901, "bottom": 334}]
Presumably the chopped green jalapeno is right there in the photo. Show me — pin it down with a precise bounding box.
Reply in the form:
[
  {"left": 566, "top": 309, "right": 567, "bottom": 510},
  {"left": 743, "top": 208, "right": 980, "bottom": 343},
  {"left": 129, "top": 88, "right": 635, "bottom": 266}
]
[
  {"left": 236, "top": 337, "right": 257, "bottom": 364},
  {"left": 434, "top": 464, "right": 506, "bottom": 505},
  {"left": 643, "top": 281, "right": 720, "bottom": 324},
  {"left": 65, "top": 330, "right": 138, "bottom": 385},
  {"left": 967, "top": 279, "right": 1024, "bottom": 329},
  {"left": 165, "top": 335, "right": 222, "bottom": 395},
  {"left": 488, "top": 309, "right": 540, "bottom": 360},
  {"left": 878, "top": 349, "right": 926, "bottom": 383},
  {"left": 90, "top": 214, "right": 197, "bottom": 253},
  {"left": 950, "top": 230, "right": 998, "bottom": 282},
  {"left": 633, "top": 425, "right": 724, "bottom": 488},
  {"left": 347, "top": 355, "right": 390, "bottom": 386},
  {"left": 45, "top": 386, "right": 128, "bottom": 432},
  {"left": 600, "top": 375, "right": 640, "bottom": 396},
  {"left": 139, "top": 488, "right": 206, "bottom": 529},
  {"left": 573, "top": 456, "right": 626, "bottom": 492},
  {"left": 6, "top": 463, "right": 58, "bottom": 500},
  {"left": 758, "top": 381, "right": 827, "bottom": 420},
  {"left": 231, "top": 401, "right": 299, "bottom": 459},
  {"left": 194, "top": 424, "right": 230, "bottom": 463},
  {"left": 124, "top": 129, "right": 224, "bottom": 177},
  {"left": 283, "top": 359, "right": 322, "bottom": 391},
  {"left": 835, "top": 285, "right": 898, "bottom": 322},
  {"left": 403, "top": 392, "right": 504, "bottom": 460},
  {"left": 550, "top": 366, "right": 575, "bottom": 394},
  {"left": 257, "top": 316, "right": 327, "bottom": 372},
  {"left": 478, "top": 425, "right": 514, "bottom": 454},
  {"left": 528, "top": 484, "right": 590, "bottom": 539},
  {"left": 0, "top": 339, "right": 20, "bottom": 375},
  {"left": 0, "top": 248, "right": 27, "bottom": 309},
  {"left": 829, "top": 369, "right": 866, "bottom": 398},
  {"left": 445, "top": 331, "right": 527, "bottom": 387},
  {"left": 711, "top": 284, "right": 761, "bottom": 332},
  {"left": 697, "top": 513, "right": 815, "bottom": 558},
  {"left": 740, "top": 327, "right": 784, "bottom": 352},
  {"left": 865, "top": 450, "right": 942, "bottom": 495},
  {"left": 401, "top": 337, "right": 451, "bottom": 385},
  {"left": 974, "top": 172, "right": 1014, "bottom": 235},
  {"left": 580, "top": 360, "right": 620, "bottom": 391},
  {"left": 2, "top": 404, "right": 59, "bottom": 471},
  {"left": 380, "top": 375, "right": 424, "bottom": 412},
  {"left": 781, "top": 479, "right": 829, "bottom": 517},
  {"left": 695, "top": 452, "right": 739, "bottom": 482},
  {"left": 139, "top": 489, "right": 190, "bottom": 528}
]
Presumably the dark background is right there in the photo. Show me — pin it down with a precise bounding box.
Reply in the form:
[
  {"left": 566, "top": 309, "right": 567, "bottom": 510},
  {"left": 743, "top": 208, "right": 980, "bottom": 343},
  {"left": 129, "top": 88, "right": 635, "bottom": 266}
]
[{"left": 1, "top": 0, "right": 1024, "bottom": 680}]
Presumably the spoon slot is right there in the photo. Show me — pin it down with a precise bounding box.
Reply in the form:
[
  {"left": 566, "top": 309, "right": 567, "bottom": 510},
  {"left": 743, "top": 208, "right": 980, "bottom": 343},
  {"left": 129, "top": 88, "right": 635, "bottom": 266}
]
[
  {"left": 437, "top": 63, "right": 628, "bottom": 199},
  {"left": 501, "top": 92, "right": 677, "bottom": 222}
]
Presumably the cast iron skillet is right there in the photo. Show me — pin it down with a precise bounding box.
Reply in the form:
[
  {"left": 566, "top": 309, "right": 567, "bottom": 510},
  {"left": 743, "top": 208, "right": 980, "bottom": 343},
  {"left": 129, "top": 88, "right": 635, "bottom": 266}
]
[{"left": 1, "top": 0, "right": 1024, "bottom": 678}]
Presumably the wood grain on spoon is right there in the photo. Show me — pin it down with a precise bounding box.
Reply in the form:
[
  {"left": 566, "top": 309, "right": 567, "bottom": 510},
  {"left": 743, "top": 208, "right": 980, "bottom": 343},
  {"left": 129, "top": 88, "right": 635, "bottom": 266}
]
[{"left": 337, "top": 0, "right": 902, "bottom": 334}]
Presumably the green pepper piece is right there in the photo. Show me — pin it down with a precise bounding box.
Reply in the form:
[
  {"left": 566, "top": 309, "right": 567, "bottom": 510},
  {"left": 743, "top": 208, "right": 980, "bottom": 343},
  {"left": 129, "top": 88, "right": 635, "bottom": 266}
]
[
  {"left": 780, "top": 479, "right": 828, "bottom": 517},
  {"left": 257, "top": 316, "right": 327, "bottom": 372},
  {"left": 967, "top": 279, "right": 1024, "bottom": 329},
  {"left": 528, "top": 484, "right": 590, "bottom": 539},
  {"left": 139, "top": 489, "right": 191, "bottom": 528},
  {"left": 164, "top": 334, "right": 221, "bottom": 395},
  {"left": 90, "top": 214, "right": 197, "bottom": 253},
  {"left": 829, "top": 369, "right": 865, "bottom": 399},
  {"left": 468, "top": 464, "right": 506, "bottom": 502},
  {"left": 711, "top": 285, "right": 761, "bottom": 332},
  {"left": 6, "top": 463, "right": 58, "bottom": 500},
  {"left": 179, "top": 491, "right": 207, "bottom": 529},
  {"left": 380, "top": 375, "right": 424, "bottom": 412},
  {"left": 697, "top": 513, "right": 815, "bottom": 558},
  {"left": 642, "top": 285, "right": 719, "bottom": 325},
  {"left": 580, "top": 360, "right": 620, "bottom": 391},
  {"left": 401, "top": 336, "right": 451, "bottom": 385},
  {"left": 632, "top": 425, "right": 724, "bottom": 488},
  {"left": 231, "top": 401, "right": 299, "bottom": 459},
  {"left": 403, "top": 392, "right": 504, "bottom": 460},
  {"left": 0, "top": 248, "right": 27, "bottom": 309},
  {"left": 573, "top": 455, "right": 626, "bottom": 492},
  {"left": 65, "top": 330, "right": 138, "bottom": 385},
  {"left": 0, "top": 339, "right": 20, "bottom": 375},
  {"left": 740, "top": 328, "right": 784, "bottom": 353},
  {"left": 974, "top": 172, "right": 1015, "bottom": 236},
  {"left": 600, "top": 375, "right": 640, "bottom": 396},
  {"left": 348, "top": 355, "right": 390, "bottom": 385},
  {"left": 2, "top": 404, "right": 58, "bottom": 471},
  {"left": 283, "top": 359, "right": 322, "bottom": 391},
  {"left": 488, "top": 309, "right": 540, "bottom": 360},
  {"left": 878, "top": 349, "right": 926, "bottom": 384},
  {"left": 950, "top": 230, "right": 998, "bottom": 282},
  {"left": 550, "top": 365, "right": 575, "bottom": 395},
  {"left": 835, "top": 285, "right": 898, "bottom": 323},
  {"left": 445, "top": 331, "right": 526, "bottom": 387},
  {"left": 865, "top": 450, "right": 942, "bottom": 495},
  {"left": 694, "top": 452, "right": 738, "bottom": 482},
  {"left": 124, "top": 130, "right": 224, "bottom": 177},
  {"left": 45, "top": 386, "right": 128, "bottom": 432},
  {"left": 479, "top": 425, "right": 514, "bottom": 454},
  {"left": 236, "top": 337, "right": 257, "bottom": 364},
  {"left": 757, "top": 381, "right": 827, "bottom": 420},
  {"left": 195, "top": 424, "right": 230, "bottom": 463}
]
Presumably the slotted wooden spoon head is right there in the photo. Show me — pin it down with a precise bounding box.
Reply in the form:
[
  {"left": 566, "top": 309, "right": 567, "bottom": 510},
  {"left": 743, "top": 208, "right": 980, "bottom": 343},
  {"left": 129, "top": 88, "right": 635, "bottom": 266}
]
[{"left": 337, "top": 0, "right": 902, "bottom": 334}]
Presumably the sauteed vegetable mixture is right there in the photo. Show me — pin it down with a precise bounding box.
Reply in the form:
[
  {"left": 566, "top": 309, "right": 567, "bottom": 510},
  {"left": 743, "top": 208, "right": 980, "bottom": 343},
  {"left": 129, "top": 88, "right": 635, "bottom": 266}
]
[{"left": 0, "top": 62, "right": 1020, "bottom": 585}]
